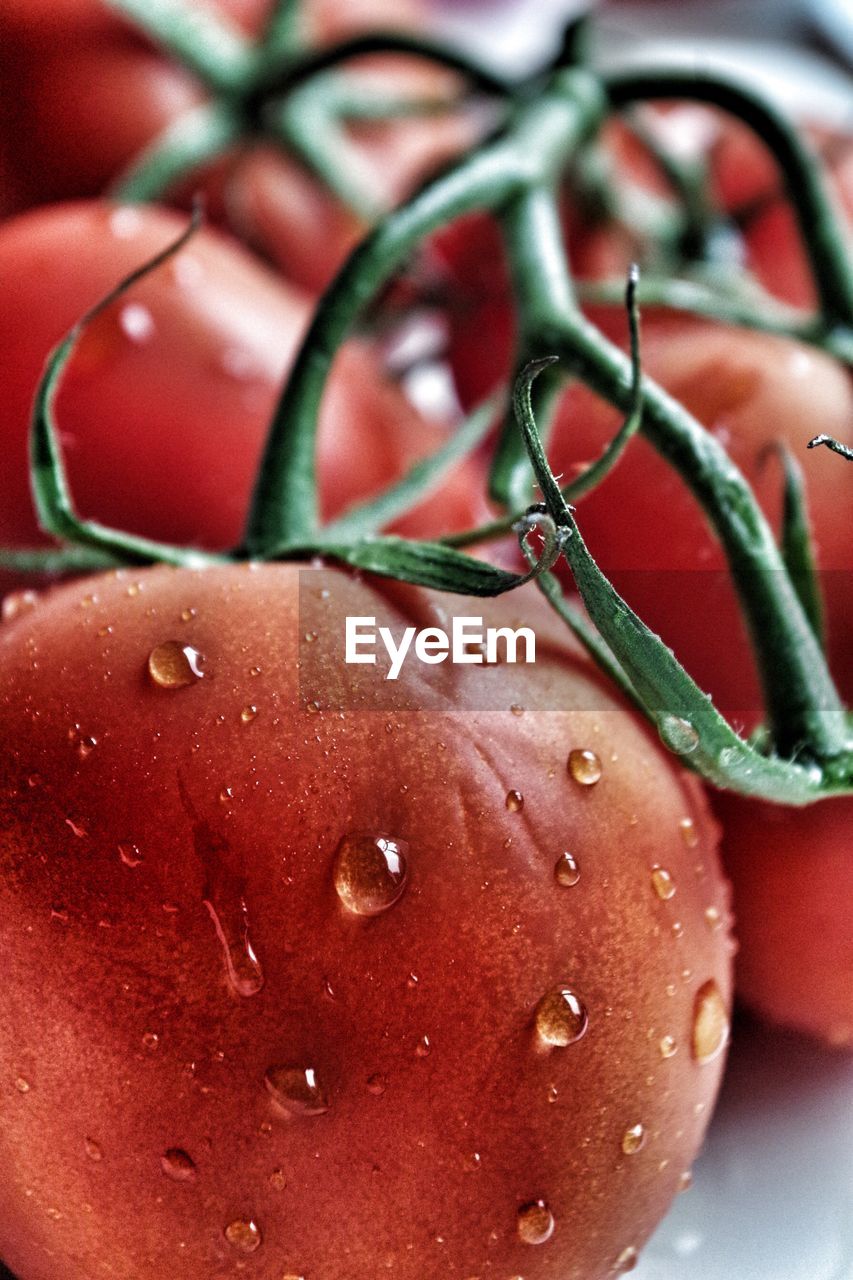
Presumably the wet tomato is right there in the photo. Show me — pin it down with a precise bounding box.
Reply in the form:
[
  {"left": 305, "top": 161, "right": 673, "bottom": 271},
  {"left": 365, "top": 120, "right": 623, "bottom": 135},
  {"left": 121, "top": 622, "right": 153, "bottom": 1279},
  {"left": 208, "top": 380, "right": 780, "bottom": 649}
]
[{"left": 0, "top": 564, "right": 733, "bottom": 1279}]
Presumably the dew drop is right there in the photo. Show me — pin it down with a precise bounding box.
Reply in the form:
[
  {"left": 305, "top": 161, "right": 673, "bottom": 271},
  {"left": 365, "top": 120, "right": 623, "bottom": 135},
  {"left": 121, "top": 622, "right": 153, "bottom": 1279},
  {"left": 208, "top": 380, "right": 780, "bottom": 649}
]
[
  {"left": 657, "top": 714, "right": 699, "bottom": 756},
  {"left": 704, "top": 906, "right": 722, "bottom": 931},
  {"left": 510, "top": 703, "right": 524, "bottom": 716},
  {"left": 651, "top": 866, "right": 676, "bottom": 901},
  {"left": 614, "top": 1245, "right": 639, "bottom": 1272},
  {"left": 269, "top": 1168, "right": 286, "bottom": 1191},
  {"left": 679, "top": 817, "right": 699, "bottom": 848},
  {"left": 119, "top": 303, "right": 155, "bottom": 344},
  {"left": 240, "top": 704, "right": 258, "bottom": 724},
  {"left": 160, "top": 1148, "right": 196, "bottom": 1181},
  {"left": 659, "top": 1035, "right": 677, "bottom": 1059},
  {"left": 554, "top": 851, "right": 580, "bottom": 887},
  {"left": 2, "top": 590, "right": 38, "bottom": 622},
  {"left": 118, "top": 843, "right": 143, "bottom": 868},
  {"left": 415, "top": 1035, "right": 431, "bottom": 1058},
  {"left": 333, "top": 833, "right": 408, "bottom": 917},
  {"left": 84, "top": 1137, "right": 102, "bottom": 1161},
  {"left": 204, "top": 897, "right": 264, "bottom": 997},
  {"left": 568, "top": 749, "right": 602, "bottom": 786},
  {"left": 15, "top": 1077, "right": 30, "bottom": 1094},
  {"left": 534, "top": 987, "right": 588, "bottom": 1047},
  {"left": 463, "top": 1151, "right": 482, "bottom": 1172},
  {"left": 76, "top": 734, "right": 98, "bottom": 759},
  {"left": 180, "top": 607, "right": 196, "bottom": 623},
  {"left": 621, "top": 1124, "right": 646, "bottom": 1155},
  {"left": 366, "top": 1073, "right": 386, "bottom": 1097},
  {"left": 265, "top": 1065, "right": 329, "bottom": 1117},
  {"left": 692, "top": 980, "right": 729, "bottom": 1063},
  {"left": 517, "top": 1200, "right": 555, "bottom": 1245},
  {"left": 147, "top": 641, "right": 204, "bottom": 689},
  {"left": 505, "top": 789, "right": 524, "bottom": 813},
  {"left": 671, "top": 920, "right": 684, "bottom": 939},
  {"left": 142, "top": 1032, "right": 160, "bottom": 1051},
  {"left": 224, "top": 1218, "right": 262, "bottom": 1253},
  {"left": 547, "top": 1084, "right": 559, "bottom": 1104}
]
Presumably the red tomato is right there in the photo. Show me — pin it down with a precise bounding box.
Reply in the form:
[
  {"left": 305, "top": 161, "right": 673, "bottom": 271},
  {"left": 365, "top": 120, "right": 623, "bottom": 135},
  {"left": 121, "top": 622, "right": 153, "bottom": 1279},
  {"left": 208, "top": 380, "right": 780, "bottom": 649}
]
[
  {"left": 0, "top": 202, "right": 479, "bottom": 598},
  {"left": 0, "top": 0, "right": 473, "bottom": 292},
  {"left": 0, "top": 564, "right": 733, "bottom": 1279}
]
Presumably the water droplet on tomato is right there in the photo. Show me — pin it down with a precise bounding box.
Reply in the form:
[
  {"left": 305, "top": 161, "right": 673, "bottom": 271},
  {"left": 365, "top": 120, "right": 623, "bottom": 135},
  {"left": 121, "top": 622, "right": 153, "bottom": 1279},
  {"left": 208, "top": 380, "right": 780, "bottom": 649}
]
[
  {"left": 224, "top": 1218, "right": 262, "bottom": 1253},
  {"left": 554, "top": 851, "right": 580, "bottom": 886},
  {"left": 679, "top": 817, "right": 699, "bottom": 848},
  {"left": 142, "top": 1032, "right": 160, "bottom": 1051},
  {"left": 333, "top": 834, "right": 408, "bottom": 916},
  {"left": 240, "top": 704, "right": 258, "bottom": 724},
  {"left": 415, "top": 1035, "right": 431, "bottom": 1058},
  {"left": 679, "top": 1170, "right": 694, "bottom": 1192},
  {"left": 651, "top": 866, "right": 676, "bottom": 900},
  {"left": 160, "top": 1149, "right": 197, "bottom": 1181},
  {"left": 265, "top": 1066, "right": 329, "bottom": 1117},
  {"left": 147, "top": 642, "right": 204, "bottom": 689},
  {"left": 180, "top": 607, "right": 196, "bottom": 623},
  {"left": 659, "top": 1035, "right": 677, "bottom": 1059},
  {"left": 534, "top": 987, "right": 588, "bottom": 1047},
  {"left": 568, "top": 749, "right": 602, "bottom": 786},
  {"left": 84, "top": 1138, "right": 102, "bottom": 1161},
  {"left": 657, "top": 714, "right": 699, "bottom": 756},
  {"left": 704, "top": 906, "right": 722, "bottom": 931},
  {"left": 367, "top": 1073, "right": 386, "bottom": 1096},
  {"left": 204, "top": 897, "right": 264, "bottom": 997},
  {"left": 614, "top": 1245, "right": 639, "bottom": 1272},
  {"left": 516, "top": 1200, "right": 555, "bottom": 1245},
  {"left": 269, "top": 1168, "right": 286, "bottom": 1191},
  {"left": 692, "top": 980, "right": 729, "bottom": 1063},
  {"left": 505, "top": 789, "right": 524, "bottom": 812},
  {"left": 15, "top": 1077, "right": 30, "bottom": 1094},
  {"left": 2, "top": 590, "right": 38, "bottom": 622},
  {"left": 463, "top": 1151, "right": 482, "bottom": 1172},
  {"left": 119, "top": 303, "right": 155, "bottom": 344},
  {"left": 621, "top": 1124, "right": 646, "bottom": 1155}
]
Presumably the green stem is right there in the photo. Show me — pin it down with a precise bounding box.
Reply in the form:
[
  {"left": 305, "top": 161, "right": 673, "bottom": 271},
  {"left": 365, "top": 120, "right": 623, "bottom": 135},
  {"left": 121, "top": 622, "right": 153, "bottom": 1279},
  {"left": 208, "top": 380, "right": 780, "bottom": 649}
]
[
  {"left": 243, "top": 69, "right": 606, "bottom": 553},
  {"left": 606, "top": 68, "right": 853, "bottom": 332},
  {"left": 111, "top": 103, "right": 246, "bottom": 203},
  {"left": 104, "top": 0, "right": 254, "bottom": 95},
  {"left": 256, "top": 0, "right": 304, "bottom": 76}
]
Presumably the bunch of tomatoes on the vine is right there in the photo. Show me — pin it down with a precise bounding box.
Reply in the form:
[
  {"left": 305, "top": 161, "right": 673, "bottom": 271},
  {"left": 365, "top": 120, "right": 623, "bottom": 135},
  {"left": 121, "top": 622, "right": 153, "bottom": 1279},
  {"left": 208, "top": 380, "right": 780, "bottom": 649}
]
[{"left": 0, "top": 3, "right": 850, "bottom": 1279}]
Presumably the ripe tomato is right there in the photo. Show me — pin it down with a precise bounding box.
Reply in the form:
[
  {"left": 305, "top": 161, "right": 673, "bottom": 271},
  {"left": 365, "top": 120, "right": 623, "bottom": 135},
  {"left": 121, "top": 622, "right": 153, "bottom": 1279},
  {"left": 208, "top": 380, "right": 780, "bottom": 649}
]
[
  {"left": 0, "top": 0, "right": 472, "bottom": 293},
  {"left": 0, "top": 201, "right": 478, "bottom": 597},
  {"left": 0, "top": 563, "right": 732, "bottom": 1279}
]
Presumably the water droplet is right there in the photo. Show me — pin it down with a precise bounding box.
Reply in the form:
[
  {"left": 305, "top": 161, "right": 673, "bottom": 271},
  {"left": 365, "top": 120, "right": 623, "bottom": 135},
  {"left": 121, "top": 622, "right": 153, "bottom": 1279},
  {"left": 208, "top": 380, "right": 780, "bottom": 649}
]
[
  {"left": 147, "top": 642, "right": 204, "bottom": 689},
  {"left": 160, "top": 1149, "right": 196, "bottom": 1181},
  {"left": 568, "top": 749, "right": 602, "bottom": 786},
  {"left": 679, "top": 1170, "right": 694, "bottom": 1193},
  {"left": 119, "top": 303, "right": 155, "bottom": 344},
  {"left": 505, "top": 789, "right": 524, "bottom": 812},
  {"left": 554, "top": 852, "right": 580, "bottom": 887},
  {"left": 15, "top": 1077, "right": 30, "bottom": 1094},
  {"left": 704, "top": 906, "right": 722, "bottom": 931},
  {"left": 547, "top": 1084, "right": 559, "bottom": 1104},
  {"left": 659, "top": 1035, "right": 677, "bottom": 1059},
  {"left": 204, "top": 897, "right": 264, "bottom": 997},
  {"left": 224, "top": 1218, "right": 262, "bottom": 1253},
  {"left": 367, "top": 1073, "right": 386, "bottom": 1097},
  {"left": 84, "top": 1138, "right": 102, "bottom": 1161},
  {"left": 265, "top": 1066, "right": 329, "bottom": 1117},
  {"left": 651, "top": 866, "right": 676, "bottom": 900},
  {"left": 463, "top": 1151, "right": 482, "bottom": 1172},
  {"left": 621, "top": 1123, "right": 646, "bottom": 1155},
  {"left": 2, "top": 590, "right": 39, "bottom": 622},
  {"left": 45, "top": 1207, "right": 62, "bottom": 1222},
  {"left": 126, "top": 582, "right": 142, "bottom": 598},
  {"left": 118, "top": 843, "right": 143, "bottom": 868},
  {"left": 534, "top": 987, "right": 588, "bottom": 1047},
  {"left": 333, "top": 833, "right": 408, "bottom": 917},
  {"left": 517, "top": 1200, "right": 555, "bottom": 1245},
  {"left": 76, "top": 734, "right": 98, "bottom": 759},
  {"left": 692, "top": 980, "right": 729, "bottom": 1063},
  {"left": 142, "top": 1032, "right": 160, "bottom": 1051},
  {"left": 415, "top": 1035, "right": 431, "bottom": 1058},
  {"left": 180, "top": 607, "right": 196, "bottom": 623},
  {"left": 657, "top": 714, "right": 700, "bottom": 756},
  {"left": 510, "top": 703, "right": 524, "bottom": 716},
  {"left": 240, "top": 704, "right": 258, "bottom": 724},
  {"left": 614, "top": 1245, "right": 639, "bottom": 1272},
  {"left": 269, "top": 1168, "right": 286, "bottom": 1191},
  {"left": 679, "top": 817, "right": 699, "bottom": 848}
]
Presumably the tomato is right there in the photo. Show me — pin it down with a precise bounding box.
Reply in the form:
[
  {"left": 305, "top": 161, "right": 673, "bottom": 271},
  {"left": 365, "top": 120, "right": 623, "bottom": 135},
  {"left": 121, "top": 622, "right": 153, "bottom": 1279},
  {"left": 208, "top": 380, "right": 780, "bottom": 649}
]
[
  {"left": 0, "top": 201, "right": 479, "bottom": 599},
  {"left": 0, "top": 563, "right": 732, "bottom": 1279},
  {"left": 0, "top": 0, "right": 473, "bottom": 292}
]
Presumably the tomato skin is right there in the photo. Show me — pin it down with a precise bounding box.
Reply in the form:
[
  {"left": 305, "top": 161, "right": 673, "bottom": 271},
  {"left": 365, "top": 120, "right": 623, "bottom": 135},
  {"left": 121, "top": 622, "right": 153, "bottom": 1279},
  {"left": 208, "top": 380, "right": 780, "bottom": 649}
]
[
  {"left": 0, "top": 0, "right": 472, "bottom": 293},
  {"left": 0, "top": 201, "right": 479, "bottom": 599},
  {"left": 0, "top": 563, "right": 731, "bottom": 1280}
]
